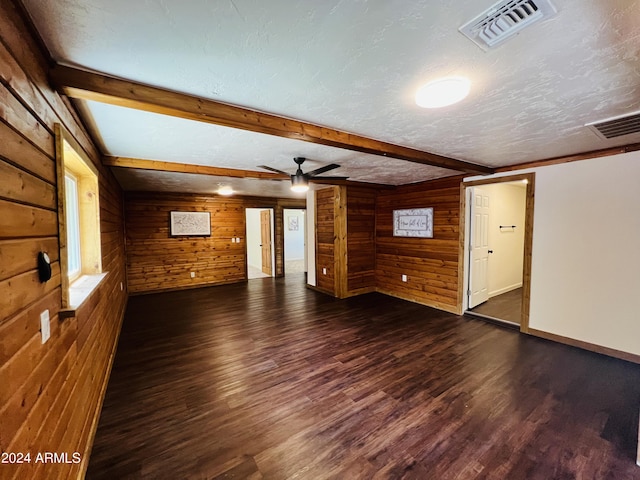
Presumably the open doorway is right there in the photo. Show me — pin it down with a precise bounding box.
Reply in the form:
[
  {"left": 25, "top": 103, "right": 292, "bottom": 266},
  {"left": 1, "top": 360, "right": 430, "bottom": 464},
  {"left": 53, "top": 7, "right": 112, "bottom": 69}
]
[
  {"left": 245, "top": 208, "right": 275, "bottom": 279},
  {"left": 283, "top": 209, "right": 307, "bottom": 275},
  {"left": 463, "top": 173, "right": 534, "bottom": 330}
]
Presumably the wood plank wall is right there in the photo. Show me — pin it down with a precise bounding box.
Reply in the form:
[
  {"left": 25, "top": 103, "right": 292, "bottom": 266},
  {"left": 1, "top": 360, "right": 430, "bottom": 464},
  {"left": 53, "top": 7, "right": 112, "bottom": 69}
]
[
  {"left": 0, "top": 2, "right": 128, "bottom": 478},
  {"left": 315, "top": 186, "right": 376, "bottom": 297},
  {"left": 315, "top": 187, "right": 336, "bottom": 295},
  {"left": 125, "top": 192, "right": 304, "bottom": 294},
  {"left": 375, "top": 176, "right": 462, "bottom": 314},
  {"left": 346, "top": 186, "right": 376, "bottom": 294}
]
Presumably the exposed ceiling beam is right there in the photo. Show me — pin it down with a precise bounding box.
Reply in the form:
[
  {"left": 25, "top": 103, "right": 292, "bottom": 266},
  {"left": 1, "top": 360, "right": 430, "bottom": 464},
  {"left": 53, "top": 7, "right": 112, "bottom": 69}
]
[
  {"left": 52, "top": 64, "right": 494, "bottom": 175},
  {"left": 495, "top": 142, "right": 640, "bottom": 173},
  {"left": 103, "top": 156, "right": 395, "bottom": 189},
  {"left": 103, "top": 156, "right": 288, "bottom": 180}
]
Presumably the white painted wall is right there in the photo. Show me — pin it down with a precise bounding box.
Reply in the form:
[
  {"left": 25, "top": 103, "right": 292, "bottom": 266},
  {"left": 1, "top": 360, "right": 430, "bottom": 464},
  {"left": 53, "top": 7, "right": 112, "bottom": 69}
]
[
  {"left": 483, "top": 183, "right": 526, "bottom": 297},
  {"left": 284, "top": 209, "right": 305, "bottom": 260},
  {"left": 306, "top": 190, "right": 316, "bottom": 286},
  {"left": 466, "top": 151, "right": 640, "bottom": 356},
  {"left": 245, "top": 209, "right": 262, "bottom": 269}
]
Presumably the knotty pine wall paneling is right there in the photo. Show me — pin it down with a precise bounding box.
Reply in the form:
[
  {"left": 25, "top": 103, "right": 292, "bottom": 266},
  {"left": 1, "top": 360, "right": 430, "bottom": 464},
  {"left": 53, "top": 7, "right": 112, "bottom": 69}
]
[
  {"left": 346, "top": 186, "right": 376, "bottom": 294},
  {"left": 125, "top": 192, "right": 304, "bottom": 294},
  {"left": 375, "top": 176, "right": 463, "bottom": 314},
  {"left": 314, "top": 186, "right": 376, "bottom": 298},
  {"left": 315, "top": 187, "right": 336, "bottom": 295},
  {"left": 0, "top": 2, "right": 128, "bottom": 479}
]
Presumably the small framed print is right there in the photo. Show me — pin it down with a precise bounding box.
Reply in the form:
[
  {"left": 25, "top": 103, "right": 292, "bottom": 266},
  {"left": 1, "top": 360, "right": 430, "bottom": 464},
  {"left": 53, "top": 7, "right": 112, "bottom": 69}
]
[
  {"left": 393, "top": 208, "right": 434, "bottom": 238},
  {"left": 170, "top": 211, "right": 211, "bottom": 236}
]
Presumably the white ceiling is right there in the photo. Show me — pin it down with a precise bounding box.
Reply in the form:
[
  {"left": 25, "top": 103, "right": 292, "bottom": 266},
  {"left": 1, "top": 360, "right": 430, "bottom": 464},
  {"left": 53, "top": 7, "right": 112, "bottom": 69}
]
[{"left": 22, "top": 0, "right": 640, "bottom": 197}]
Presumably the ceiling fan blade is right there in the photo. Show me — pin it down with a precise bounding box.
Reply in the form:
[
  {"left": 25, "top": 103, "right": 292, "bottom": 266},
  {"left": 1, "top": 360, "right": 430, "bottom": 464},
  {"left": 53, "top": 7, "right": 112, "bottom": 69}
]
[
  {"left": 306, "top": 163, "right": 341, "bottom": 177},
  {"left": 309, "top": 176, "right": 349, "bottom": 181},
  {"left": 258, "top": 165, "right": 290, "bottom": 175}
]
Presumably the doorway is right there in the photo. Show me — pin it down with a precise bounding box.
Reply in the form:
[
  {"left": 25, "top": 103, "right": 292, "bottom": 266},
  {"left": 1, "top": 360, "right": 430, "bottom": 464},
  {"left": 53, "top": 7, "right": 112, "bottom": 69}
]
[
  {"left": 245, "top": 208, "right": 275, "bottom": 279},
  {"left": 283, "top": 209, "right": 307, "bottom": 275},
  {"left": 463, "top": 173, "right": 534, "bottom": 330}
]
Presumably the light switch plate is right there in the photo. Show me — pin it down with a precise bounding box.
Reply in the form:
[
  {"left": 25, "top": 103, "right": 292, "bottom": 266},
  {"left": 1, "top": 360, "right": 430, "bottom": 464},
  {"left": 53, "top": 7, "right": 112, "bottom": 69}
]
[
  {"left": 323, "top": 268, "right": 327, "bottom": 275},
  {"left": 40, "top": 309, "right": 50, "bottom": 344},
  {"left": 190, "top": 272, "right": 196, "bottom": 278},
  {"left": 402, "top": 274, "right": 408, "bottom": 282}
]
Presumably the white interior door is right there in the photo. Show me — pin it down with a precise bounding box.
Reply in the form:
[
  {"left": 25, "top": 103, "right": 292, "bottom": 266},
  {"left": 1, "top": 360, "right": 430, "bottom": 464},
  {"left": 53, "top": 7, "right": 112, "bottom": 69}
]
[{"left": 469, "top": 187, "right": 490, "bottom": 308}]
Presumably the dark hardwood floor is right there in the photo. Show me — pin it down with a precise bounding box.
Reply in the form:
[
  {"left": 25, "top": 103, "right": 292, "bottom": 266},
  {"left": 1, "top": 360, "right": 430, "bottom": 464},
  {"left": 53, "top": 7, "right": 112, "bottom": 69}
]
[
  {"left": 468, "top": 288, "right": 523, "bottom": 324},
  {"left": 87, "top": 275, "right": 640, "bottom": 479}
]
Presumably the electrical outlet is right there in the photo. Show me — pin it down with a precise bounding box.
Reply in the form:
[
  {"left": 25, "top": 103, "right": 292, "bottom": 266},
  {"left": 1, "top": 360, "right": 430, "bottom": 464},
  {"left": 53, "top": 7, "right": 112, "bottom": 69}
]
[
  {"left": 236, "top": 237, "right": 241, "bottom": 243},
  {"left": 402, "top": 274, "right": 408, "bottom": 282},
  {"left": 323, "top": 268, "right": 327, "bottom": 275},
  {"left": 40, "top": 310, "right": 50, "bottom": 344},
  {"left": 190, "top": 272, "right": 196, "bottom": 278},
  {"left": 231, "top": 238, "right": 236, "bottom": 243}
]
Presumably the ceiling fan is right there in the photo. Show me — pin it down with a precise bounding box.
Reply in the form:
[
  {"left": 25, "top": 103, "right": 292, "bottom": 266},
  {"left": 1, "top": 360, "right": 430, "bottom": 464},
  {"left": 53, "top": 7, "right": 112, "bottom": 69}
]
[{"left": 258, "top": 157, "right": 348, "bottom": 192}]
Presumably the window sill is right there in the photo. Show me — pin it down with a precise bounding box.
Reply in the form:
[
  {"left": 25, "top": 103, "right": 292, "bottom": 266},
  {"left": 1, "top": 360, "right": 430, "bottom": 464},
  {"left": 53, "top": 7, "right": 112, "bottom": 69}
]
[{"left": 60, "top": 272, "right": 108, "bottom": 320}]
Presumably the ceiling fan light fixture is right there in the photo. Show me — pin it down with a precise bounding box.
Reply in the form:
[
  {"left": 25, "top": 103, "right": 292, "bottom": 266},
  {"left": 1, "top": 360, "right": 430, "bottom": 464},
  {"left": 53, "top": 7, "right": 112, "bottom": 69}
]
[
  {"left": 415, "top": 77, "right": 471, "bottom": 108},
  {"left": 291, "top": 174, "right": 309, "bottom": 193}
]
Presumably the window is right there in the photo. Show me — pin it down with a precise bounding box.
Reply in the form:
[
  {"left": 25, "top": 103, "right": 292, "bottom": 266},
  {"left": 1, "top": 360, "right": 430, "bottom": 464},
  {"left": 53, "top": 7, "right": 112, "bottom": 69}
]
[
  {"left": 64, "top": 172, "right": 82, "bottom": 281},
  {"left": 55, "top": 124, "right": 104, "bottom": 310}
]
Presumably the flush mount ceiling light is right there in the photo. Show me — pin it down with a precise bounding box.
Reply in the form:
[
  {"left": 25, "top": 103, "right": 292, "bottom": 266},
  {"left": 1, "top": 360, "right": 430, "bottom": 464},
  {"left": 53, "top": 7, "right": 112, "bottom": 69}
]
[
  {"left": 415, "top": 77, "right": 471, "bottom": 108},
  {"left": 217, "top": 185, "right": 234, "bottom": 196}
]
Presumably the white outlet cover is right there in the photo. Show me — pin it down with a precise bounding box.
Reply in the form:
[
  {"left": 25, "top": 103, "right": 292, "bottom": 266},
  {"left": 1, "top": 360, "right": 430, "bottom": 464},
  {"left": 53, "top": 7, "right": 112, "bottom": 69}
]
[
  {"left": 190, "top": 272, "right": 196, "bottom": 278},
  {"left": 40, "top": 309, "right": 50, "bottom": 344},
  {"left": 402, "top": 274, "right": 408, "bottom": 282},
  {"left": 323, "top": 268, "right": 327, "bottom": 275}
]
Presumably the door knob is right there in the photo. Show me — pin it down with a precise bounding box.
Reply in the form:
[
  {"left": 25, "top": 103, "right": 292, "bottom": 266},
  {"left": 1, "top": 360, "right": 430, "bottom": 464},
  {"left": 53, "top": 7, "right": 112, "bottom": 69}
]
[{"left": 488, "top": 250, "right": 494, "bottom": 254}]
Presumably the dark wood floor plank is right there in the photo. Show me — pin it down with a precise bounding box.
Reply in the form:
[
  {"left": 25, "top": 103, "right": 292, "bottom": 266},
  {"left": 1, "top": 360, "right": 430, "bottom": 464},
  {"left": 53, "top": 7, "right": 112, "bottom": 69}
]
[
  {"left": 87, "top": 274, "right": 640, "bottom": 479},
  {"left": 469, "top": 287, "right": 523, "bottom": 324}
]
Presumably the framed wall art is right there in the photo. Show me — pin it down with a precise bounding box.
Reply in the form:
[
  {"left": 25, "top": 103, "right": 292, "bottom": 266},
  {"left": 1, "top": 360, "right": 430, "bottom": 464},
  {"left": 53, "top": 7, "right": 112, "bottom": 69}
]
[
  {"left": 170, "top": 211, "right": 211, "bottom": 236},
  {"left": 393, "top": 208, "right": 434, "bottom": 238}
]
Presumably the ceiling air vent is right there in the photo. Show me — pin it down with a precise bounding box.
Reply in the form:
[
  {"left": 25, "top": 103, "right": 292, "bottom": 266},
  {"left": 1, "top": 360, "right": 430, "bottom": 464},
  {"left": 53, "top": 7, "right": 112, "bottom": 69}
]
[
  {"left": 459, "top": 0, "right": 557, "bottom": 51},
  {"left": 586, "top": 111, "right": 640, "bottom": 140}
]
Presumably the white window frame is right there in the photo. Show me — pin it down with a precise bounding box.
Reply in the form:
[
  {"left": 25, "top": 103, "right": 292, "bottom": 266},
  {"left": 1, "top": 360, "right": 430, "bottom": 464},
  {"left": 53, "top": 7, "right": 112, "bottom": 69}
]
[{"left": 64, "top": 171, "right": 82, "bottom": 282}]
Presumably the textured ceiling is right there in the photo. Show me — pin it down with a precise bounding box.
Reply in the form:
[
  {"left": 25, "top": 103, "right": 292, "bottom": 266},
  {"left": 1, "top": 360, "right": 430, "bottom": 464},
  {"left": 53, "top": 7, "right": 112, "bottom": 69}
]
[{"left": 22, "top": 0, "right": 640, "bottom": 196}]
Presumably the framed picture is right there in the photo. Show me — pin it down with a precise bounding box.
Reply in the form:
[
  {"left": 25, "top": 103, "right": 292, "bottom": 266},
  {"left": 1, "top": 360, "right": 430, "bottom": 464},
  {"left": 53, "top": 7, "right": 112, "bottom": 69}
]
[
  {"left": 288, "top": 216, "right": 299, "bottom": 231},
  {"left": 393, "top": 208, "right": 434, "bottom": 238},
  {"left": 170, "top": 211, "right": 211, "bottom": 236}
]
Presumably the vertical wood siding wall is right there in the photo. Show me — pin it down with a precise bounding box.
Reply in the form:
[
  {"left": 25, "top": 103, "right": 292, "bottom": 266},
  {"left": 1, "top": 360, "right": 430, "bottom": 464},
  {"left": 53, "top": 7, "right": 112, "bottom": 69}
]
[
  {"left": 315, "top": 187, "right": 336, "bottom": 294},
  {"left": 0, "top": 2, "right": 128, "bottom": 478},
  {"left": 346, "top": 186, "right": 376, "bottom": 294},
  {"left": 124, "top": 192, "right": 304, "bottom": 294},
  {"left": 375, "top": 177, "right": 462, "bottom": 313}
]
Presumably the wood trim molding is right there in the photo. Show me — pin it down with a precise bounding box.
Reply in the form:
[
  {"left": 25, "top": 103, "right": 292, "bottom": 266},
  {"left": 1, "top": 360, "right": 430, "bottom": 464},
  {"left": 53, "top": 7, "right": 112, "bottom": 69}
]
[
  {"left": 334, "top": 186, "right": 348, "bottom": 298},
  {"left": 527, "top": 328, "right": 640, "bottom": 365},
  {"left": 521, "top": 174, "right": 535, "bottom": 333},
  {"left": 495, "top": 143, "right": 640, "bottom": 173},
  {"left": 50, "top": 64, "right": 493, "bottom": 175},
  {"left": 460, "top": 172, "right": 535, "bottom": 332},
  {"left": 456, "top": 182, "right": 466, "bottom": 315}
]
